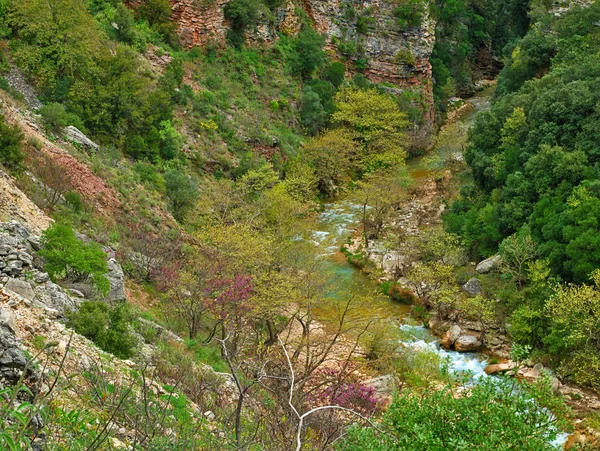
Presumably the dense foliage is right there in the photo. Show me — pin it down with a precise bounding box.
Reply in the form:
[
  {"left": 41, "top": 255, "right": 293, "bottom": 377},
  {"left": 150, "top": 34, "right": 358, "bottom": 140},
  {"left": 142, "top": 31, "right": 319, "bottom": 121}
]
[
  {"left": 443, "top": 2, "right": 600, "bottom": 389},
  {"left": 67, "top": 300, "right": 137, "bottom": 358},
  {"left": 0, "top": 112, "right": 23, "bottom": 169},
  {"left": 431, "top": 0, "right": 531, "bottom": 107},
  {"left": 445, "top": 3, "right": 600, "bottom": 283},
  {"left": 337, "top": 378, "right": 569, "bottom": 451},
  {"left": 0, "top": 0, "right": 591, "bottom": 448}
]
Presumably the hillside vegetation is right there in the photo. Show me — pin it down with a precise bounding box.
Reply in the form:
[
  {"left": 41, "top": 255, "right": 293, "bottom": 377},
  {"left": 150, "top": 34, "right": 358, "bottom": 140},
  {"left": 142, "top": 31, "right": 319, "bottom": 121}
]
[{"left": 0, "top": 0, "right": 599, "bottom": 449}]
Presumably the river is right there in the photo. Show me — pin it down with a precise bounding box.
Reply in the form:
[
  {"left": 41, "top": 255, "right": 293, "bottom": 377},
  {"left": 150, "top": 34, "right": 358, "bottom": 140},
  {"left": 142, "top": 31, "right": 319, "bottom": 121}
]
[{"left": 310, "top": 86, "right": 569, "bottom": 448}]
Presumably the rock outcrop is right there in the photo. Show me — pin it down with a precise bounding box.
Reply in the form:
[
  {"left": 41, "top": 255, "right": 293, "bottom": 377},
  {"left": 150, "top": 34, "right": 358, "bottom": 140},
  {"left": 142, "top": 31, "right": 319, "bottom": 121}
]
[
  {"left": 0, "top": 302, "right": 35, "bottom": 386},
  {"left": 0, "top": 169, "right": 52, "bottom": 235},
  {"left": 64, "top": 126, "right": 99, "bottom": 152},
  {"left": 0, "top": 221, "right": 92, "bottom": 315}
]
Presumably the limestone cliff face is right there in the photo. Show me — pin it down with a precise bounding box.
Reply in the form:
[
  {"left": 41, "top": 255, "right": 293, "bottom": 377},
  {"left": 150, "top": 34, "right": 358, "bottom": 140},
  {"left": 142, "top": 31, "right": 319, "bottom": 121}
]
[{"left": 160, "top": 0, "right": 436, "bottom": 142}]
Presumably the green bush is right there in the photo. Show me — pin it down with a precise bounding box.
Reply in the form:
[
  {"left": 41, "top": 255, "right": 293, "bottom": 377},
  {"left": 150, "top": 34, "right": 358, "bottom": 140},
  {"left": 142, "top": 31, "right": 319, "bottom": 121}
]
[
  {"left": 68, "top": 301, "right": 136, "bottom": 359},
  {"left": 300, "top": 86, "right": 327, "bottom": 135},
  {"left": 133, "top": 162, "right": 166, "bottom": 193},
  {"left": 64, "top": 191, "right": 84, "bottom": 213},
  {"left": 323, "top": 61, "right": 346, "bottom": 88},
  {"left": 394, "top": 0, "right": 426, "bottom": 29},
  {"left": 0, "top": 113, "right": 23, "bottom": 170},
  {"left": 291, "top": 28, "right": 326, "bottom": 80},
  {"left": 39, "top": 223, "right": 110, "bottom": 295},
  {"left": 136, "top": 0, "right": 178, "bottom": 45},
  {"left": 113, "top": 3, "right": 138, "bottom": 45},
  {"left": 39, "top": 103, "right": 85, "bottom": 133}
]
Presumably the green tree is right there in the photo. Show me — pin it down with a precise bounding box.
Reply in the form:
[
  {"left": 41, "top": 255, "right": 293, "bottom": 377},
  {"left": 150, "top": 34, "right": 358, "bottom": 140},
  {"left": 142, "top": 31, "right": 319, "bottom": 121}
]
[
  {"left": 406, "top": 261, "right": 460, "bottom": 310},
  {"left": 545, "top": 269, "right": 600, "bottom": 389},
  {"left": 39, "top": 102, "right": 84, "bottom": 133},
  {"left": 332, "top": 88, "right": 408, "bottom": 170},
  {"left": 0, "top": 113, "right": 23, "bottom": 170},
  {"left": 224, "top": 0, "right": 259, "bottom": 47},
  {"left": 499, "top": 225, "right": 538, "bottom": 287},
  {"left": 39, "top": 223, "right": 109, "bottom": 295},
  {"left": 300, "top": 86, "right": 328, "bottom": 135},
  {"left": 113, "top": 3, "right": 137, "bottom": 45},
  {"left": 304, "top": 129, "right": 360, "bottom": 196},
  {"left": 9, "top": 0, "right": 104, "bottom": 87},
  {"left": 292, "top": 28, "right": 326, "bottom": 80},
  {"left": 323, "top": 61, "right": 346, "bottom": 88},
  {"left": 351, "top": 168, "right": 409, "bottom": 245},
  {"left": 164, "top": 170, "right": 199, "bottom": 222},
  {"left": 137, "top": 0, "right": 177, "bottom": 44}
]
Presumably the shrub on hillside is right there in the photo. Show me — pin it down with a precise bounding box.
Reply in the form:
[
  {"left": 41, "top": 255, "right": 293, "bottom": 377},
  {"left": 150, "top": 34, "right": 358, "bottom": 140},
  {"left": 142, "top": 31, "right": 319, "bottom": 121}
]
[
  {"left": 164, "top": 170, "right": 199, "bottom": 222},
  {"left": 323, "top": 61, "right": 346, "bottom": 88},
  {"left": 39, "top": 223, "right": 110, "bottom": 295},
  {"left": 337, "top": 377, "right": 569, "bottom": 450},
  {"left": 68, "top": 301, "right": 136, "bottom": 359},
  {"left": 0, "top": 113, "right": 23, "bottom": 170},
  {"left": 224, "top": 0, "right": 260, "bottom": 47},
  {"left": 39, "top": 103, "right": 85, "bottom": 133}
]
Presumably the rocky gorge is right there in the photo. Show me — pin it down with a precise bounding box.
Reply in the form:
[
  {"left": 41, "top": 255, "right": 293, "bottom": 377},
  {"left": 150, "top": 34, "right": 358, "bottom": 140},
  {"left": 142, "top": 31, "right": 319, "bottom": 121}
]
[{"left": 128, "top": 0, "right": 437, "bottom": 143}]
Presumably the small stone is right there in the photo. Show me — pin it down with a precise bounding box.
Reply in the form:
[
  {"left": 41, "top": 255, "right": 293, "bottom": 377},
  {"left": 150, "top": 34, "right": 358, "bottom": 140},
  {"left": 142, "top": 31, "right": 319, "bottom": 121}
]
[
  {"left": 68, "top": 289, "right": 85, "bottom": 298},
  {"left": 0, "top": 308, "right": 17, "bottom": 332},
  {"left": 43, "top": 307, "right": 60, "bottom": 318},
  {"left": 8, "top": 260, "right": 23, "bottom": 273},
  {"left": 204, "top": 411, "right": 216, "bottom": 421},
  {"left": 484, "top": 362, "right": 515, "bottom": 375},
  {"left": 33, "top": 271, "right": 49, "bottom": 284},
  {"left": 18, "top": 252, "right": 33, "bottom": 266}
]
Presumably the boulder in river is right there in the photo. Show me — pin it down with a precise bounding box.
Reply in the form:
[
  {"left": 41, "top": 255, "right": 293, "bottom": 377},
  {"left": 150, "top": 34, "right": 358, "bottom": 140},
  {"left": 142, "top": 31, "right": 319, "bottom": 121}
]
[
  {"left": 440, "top": 324, "right": 461, "bottom": 349},
  {"left": 476, "top": 255, "right": 501, "bottom": 274},
  {"left": 484, "top": 362, "right": 516, "bottom": 375},
  {"left": 454, "top": 334, "right": 483, "bottom": 352}
]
